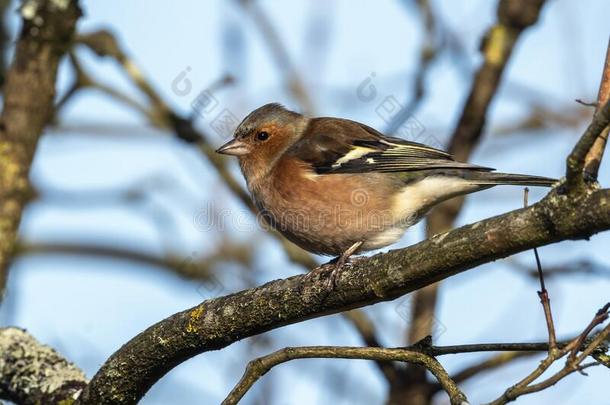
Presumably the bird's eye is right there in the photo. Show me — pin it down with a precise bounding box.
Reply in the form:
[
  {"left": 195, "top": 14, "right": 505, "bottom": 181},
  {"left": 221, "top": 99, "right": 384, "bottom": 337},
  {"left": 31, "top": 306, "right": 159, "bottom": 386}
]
[{"left": 256, "top": 131, "right": 269, "bottom": 141}]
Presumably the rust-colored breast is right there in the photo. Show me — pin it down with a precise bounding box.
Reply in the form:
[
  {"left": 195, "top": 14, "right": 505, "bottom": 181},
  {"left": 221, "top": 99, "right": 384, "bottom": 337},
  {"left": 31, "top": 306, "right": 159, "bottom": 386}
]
[{"left": 252, "top": 156, "right": 399, "bottom": 256}]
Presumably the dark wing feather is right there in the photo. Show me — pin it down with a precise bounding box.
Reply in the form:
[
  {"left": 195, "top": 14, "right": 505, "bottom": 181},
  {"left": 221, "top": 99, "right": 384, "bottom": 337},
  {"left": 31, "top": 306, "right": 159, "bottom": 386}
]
[{"left": 286, "top": 117, "right": 493, "bottom": 174}]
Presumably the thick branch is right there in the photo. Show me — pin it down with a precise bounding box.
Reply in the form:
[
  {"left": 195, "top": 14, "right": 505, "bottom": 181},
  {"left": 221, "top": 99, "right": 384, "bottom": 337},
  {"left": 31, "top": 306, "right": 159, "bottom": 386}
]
[
  {"left": 0, "top": 327, "right": 87, "bottom": 405},
  {"left": 0, "top": 0, "right": 81, "bottom": 298},
  {"left": 222, "top": 346, "right": 467, "bottom": 405},
  {"left": 77, "top": 183, "right": 610, "bottom": 405}
]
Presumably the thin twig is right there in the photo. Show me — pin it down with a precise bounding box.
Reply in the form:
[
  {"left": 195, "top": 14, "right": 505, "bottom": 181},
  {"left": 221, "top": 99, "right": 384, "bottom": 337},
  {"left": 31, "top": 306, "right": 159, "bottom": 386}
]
[
  {"left": 566, "top": 97, "right": 610, "bottom": 188},
  {"left": 221, "top": 346, "right": 467, "bottom": 405},
  {"left": 487, "top": 304, "right": 610, "bottom": 405},
  {"left": 410, "top": 340, "right": 572, "bottom": 356},
  {"left": 566, "top": 303, "right": 610, "bottom": 362},
  {"left": 575, "top": 98, "right": 598, "bottom": 108},
  {"left": 524, "top": 188, "right": 557, "bottom": 350}
]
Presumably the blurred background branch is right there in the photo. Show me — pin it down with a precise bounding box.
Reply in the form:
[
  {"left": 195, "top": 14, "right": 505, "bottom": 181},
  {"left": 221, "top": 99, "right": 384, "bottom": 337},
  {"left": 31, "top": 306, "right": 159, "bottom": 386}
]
[{"left": 0, "top": 0, "right": 81, "bottom": 299}]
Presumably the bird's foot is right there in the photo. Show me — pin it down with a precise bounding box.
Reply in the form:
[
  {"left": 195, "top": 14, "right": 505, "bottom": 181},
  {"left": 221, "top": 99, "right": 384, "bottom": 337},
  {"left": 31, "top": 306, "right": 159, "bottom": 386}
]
[
  {"left": 303, "top": 242, "right": 364, "bottom": 291},
  {"left": 326, "top": 241, "right": 364, "bottom": 290},
  {"left": 303, "top": 263, "right": 335, "bottom": 283}
]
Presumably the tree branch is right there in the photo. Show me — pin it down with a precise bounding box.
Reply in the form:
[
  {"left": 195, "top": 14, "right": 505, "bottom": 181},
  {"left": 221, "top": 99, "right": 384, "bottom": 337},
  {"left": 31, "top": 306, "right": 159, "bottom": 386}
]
[
  {"left": 566, "top": 98, "right": 610, "bottom": 188},
  {"left": 221, "top": 346, "right": 467, "bottom": 405},
  {"left": 0, "top": 327, "right": 87, "bottom": 405},
  {"left": 0, "top": 0, "right": 81, "bottom": 299},
  {"left": 524, "top": 188, "right": 557, "bottom": 352}
]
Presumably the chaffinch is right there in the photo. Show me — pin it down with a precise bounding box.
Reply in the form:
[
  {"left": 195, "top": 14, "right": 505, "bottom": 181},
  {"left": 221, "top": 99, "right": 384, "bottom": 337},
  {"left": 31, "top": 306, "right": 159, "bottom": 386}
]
[{"left": 217, "top": 103, "right": 556, "bottom": 270}]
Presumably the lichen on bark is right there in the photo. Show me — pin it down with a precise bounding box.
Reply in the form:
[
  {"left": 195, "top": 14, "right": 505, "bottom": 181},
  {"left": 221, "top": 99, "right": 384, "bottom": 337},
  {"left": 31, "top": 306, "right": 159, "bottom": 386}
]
[{"left": 0, "top": 327, "right": 87, "bottom": 405}]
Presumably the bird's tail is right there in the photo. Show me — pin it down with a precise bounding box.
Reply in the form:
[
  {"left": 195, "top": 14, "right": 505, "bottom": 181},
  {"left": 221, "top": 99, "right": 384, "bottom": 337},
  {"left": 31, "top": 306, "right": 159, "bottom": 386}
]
[{"left": 468, "top": 172, "right": 557, "bottom": 187}]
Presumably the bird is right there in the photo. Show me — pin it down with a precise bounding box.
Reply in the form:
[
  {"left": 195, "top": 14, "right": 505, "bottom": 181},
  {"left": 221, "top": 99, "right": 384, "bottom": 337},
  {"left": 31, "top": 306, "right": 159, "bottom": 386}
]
[{"left": 216, "top": 103, "right": 556, "bottom": 278}]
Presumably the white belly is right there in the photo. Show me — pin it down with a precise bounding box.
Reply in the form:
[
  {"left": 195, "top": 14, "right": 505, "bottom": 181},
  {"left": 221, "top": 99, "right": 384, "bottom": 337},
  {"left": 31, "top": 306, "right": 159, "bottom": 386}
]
[{"left": 362, "top": 176, "right": 482, "bottom": 251}]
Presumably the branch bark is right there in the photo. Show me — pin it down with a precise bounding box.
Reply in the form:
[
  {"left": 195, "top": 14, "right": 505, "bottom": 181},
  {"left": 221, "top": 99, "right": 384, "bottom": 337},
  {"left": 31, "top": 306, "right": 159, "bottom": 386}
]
[
  {"left": 0, "top": 327, "right": 87, "bottom": 405},
  {"left": 0, "top": 0, "right": 81, "bottom": 299}
]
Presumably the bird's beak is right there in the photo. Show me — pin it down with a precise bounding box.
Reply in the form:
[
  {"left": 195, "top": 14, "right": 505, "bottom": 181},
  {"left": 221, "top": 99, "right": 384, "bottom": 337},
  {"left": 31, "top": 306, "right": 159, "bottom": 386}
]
[{"left": 216, "top": 139, "right": 251, "bottom": 156}]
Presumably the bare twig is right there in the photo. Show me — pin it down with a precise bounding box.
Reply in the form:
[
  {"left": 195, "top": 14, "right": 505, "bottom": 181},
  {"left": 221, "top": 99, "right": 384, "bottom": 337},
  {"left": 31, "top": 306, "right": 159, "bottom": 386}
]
[
  {"left": 566, "top": 97, "right": 610, "bottom": 188},
  {"left": 510, "top": 258, "right": 610, "bottom": 279},
  {"left": 524, "top": 188, "right": 557, "bottom": 351},
  {"left": 221, "top": 346, "right": 467, "bottom": 405},
  {"left": 487, "top": 304, "right": 610, "bottom": 405},
  {"left": 483, "top": 192, "right": 610, "bottom": 404},
  {"left": 576, "top": 98, "right": 598, "bottom": 108},
  {"left": 566, "top": 303, "right": 610, "bottom": 362},
  {"left": 584, "top": 38, "right": 610, "bottom": 179}
]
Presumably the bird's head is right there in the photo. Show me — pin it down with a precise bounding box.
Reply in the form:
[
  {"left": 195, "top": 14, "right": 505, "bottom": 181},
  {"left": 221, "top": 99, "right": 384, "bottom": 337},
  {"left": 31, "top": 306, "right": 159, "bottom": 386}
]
[{"left": 216, "top": 103, "right": 308, "bottom": 180}]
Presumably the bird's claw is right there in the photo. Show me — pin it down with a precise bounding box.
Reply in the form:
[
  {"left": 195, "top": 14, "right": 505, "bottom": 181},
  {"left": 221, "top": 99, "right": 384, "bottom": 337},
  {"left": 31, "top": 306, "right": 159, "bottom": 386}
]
[{"left": 303, "top": 260, "right": 352, "bottom": 291}]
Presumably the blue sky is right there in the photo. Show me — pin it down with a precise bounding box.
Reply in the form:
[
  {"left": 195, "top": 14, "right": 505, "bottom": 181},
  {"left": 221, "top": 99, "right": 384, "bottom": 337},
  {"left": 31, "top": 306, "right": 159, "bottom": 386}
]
[{"left": 2, "top": 1, "right": 610, "bottom": 404}]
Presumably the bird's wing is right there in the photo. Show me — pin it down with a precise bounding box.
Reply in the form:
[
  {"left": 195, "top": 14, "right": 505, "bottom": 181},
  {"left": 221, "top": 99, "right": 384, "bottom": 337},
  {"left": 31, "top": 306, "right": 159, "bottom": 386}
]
[{"left": 286, "top": 117, "right": 493, "bottom": 174}]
